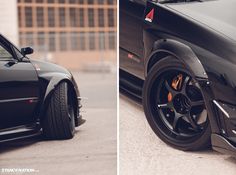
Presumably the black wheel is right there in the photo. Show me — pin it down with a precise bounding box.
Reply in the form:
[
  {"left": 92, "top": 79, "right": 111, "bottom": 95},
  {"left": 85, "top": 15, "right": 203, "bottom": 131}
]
[
  {"left": 42, "top": 82, "right": 76, "bottom": 140},
  {"left": 143, "top": 56, "right": 211, "bottom": 151}
]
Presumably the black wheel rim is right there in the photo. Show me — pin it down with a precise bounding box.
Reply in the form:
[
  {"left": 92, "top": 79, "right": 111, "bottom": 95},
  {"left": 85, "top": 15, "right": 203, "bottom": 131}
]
[{"left": 149, "top": 69, "right": 208, "bottom": 143}]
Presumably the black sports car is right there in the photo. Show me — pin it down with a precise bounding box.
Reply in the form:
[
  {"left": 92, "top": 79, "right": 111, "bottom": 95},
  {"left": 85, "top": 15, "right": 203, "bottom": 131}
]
[
  {"left": 0, "top": 34, "right": 85, "bottom": 142},
  {"left": 120, "top": 0, "right": 236, "bottom": 156}
]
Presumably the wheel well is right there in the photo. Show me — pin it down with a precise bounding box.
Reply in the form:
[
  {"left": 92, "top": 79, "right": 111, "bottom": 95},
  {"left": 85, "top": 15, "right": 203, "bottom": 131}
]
[
  {"left": 39, "top": 80, "right": 78, "bottom": 121},
  {"left": 65, "top": 80, "right": 78, "bottom": 117},
  {"left": 147, "top": 51, "right": 171, "bottom": 74}
]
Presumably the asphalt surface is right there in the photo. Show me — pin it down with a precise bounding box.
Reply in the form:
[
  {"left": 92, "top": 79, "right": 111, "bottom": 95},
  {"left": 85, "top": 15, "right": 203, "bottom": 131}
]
[
  {"left": 0, "top": 72, "right": 117, "bottom": 175},
  {"left": 119, "top": 94, "right": 236, "bottom": 175}
]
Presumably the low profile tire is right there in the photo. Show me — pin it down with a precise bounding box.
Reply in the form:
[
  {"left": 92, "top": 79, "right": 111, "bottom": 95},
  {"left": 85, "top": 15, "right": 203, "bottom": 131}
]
[
  {"left": 43, "top": 82, "right": 76, "bottom": 140},
  {"left": 143, "top": 56, "right": 211, "bottom": 151}
]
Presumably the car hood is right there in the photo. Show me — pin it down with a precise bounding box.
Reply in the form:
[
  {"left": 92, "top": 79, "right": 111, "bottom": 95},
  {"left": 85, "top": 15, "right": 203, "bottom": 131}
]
[
  {"left": 167, "top": 0, "right": 236, "bottom": 41},
  {"left": 30, "top": 59, "right": 71, "bottom": 76}
]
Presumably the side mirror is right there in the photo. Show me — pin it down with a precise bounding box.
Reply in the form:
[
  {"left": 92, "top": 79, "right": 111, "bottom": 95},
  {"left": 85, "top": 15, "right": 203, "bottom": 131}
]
[{"left": 21, "top": 47, "right": 34, "bottom": 56}]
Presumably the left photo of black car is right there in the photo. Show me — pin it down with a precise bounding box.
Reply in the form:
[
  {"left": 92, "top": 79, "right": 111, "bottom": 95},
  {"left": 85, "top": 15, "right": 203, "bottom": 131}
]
[
  {"left": 0, "top": 1, "right": 117, "bottom": 175},
  {"left": 0, "top": 34, "right": 85, "bottom": 141}
]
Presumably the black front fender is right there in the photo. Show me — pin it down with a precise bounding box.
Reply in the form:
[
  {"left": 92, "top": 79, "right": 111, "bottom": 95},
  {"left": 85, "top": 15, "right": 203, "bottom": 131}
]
[
  {"left": 38, "top": 72, "right": 79, "bottom": 119},
  {"left": 145, "top": 39, "right": 208, "bottom": 80}
]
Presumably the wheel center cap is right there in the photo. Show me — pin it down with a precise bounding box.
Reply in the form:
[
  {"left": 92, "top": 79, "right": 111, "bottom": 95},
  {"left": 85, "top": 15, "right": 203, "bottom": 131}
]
[{"left": 173, "top": 94, "right": 191, "bottom": 114}]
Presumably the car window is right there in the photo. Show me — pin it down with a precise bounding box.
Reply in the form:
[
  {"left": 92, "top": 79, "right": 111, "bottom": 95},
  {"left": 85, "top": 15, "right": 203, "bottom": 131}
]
[{"left": 0, "top": 45, "right": 13, "bottom": 60}]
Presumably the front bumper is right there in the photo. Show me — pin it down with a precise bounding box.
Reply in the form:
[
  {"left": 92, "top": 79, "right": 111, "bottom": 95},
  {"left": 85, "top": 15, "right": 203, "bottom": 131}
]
[
  {"left": 75, "top": 97, "right": 86, "bottom": 127},
  {"left": 212, "top": 100, "right": 236, "bottom": 156},
  {"left": 212, "top": 134, "right": 236, "bottom": 157}
]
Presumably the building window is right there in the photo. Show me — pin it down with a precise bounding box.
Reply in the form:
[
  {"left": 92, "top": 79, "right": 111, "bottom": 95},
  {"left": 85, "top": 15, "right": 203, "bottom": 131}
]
[
  {"left": 70, "top": 32, "right": 79, "bottom": 50},
  {"left": 88, "top": 9, "right": 94, "bottom": 27},
  {"left": 78, "top": 0, "right": 83, "bottom": 4},
  {"left": 24, "top": 0, "right": 32, "bottom": 2},
  {"left": 87, "top": 0, "right": 93, "bottom": 4},
  {"left": 37, "top": 32, "right": 45, "bottom": 51},
  {"left": 59, "top": 8, "right": 66, "bottom": 27},
  {"left": 98, "top": 0, "right": 103, "bottom": 4},
  {"left": 69, "top": 8, "right": 78, "bottom": 27},
  {"left": 18, "top": 7, "right": 22, "bottom": 28},
  {"left": 47, "top": 0, "right": 54, "bottom": 3},
  {"left": 25, "top": 7, "right": 32, "bottom": 27},
  {"left": 108, "top": 32, "right": 115, "bottom": 50},
  {"left": 58, "top": 0, "right": 65, "bottom": 3},
  {"left": 79, "top": 9, "right": 84, "bottom": 27},
  {"left": 69, "top": 0, "right": 76, "bottom": 3},
  {"left": 49, "top": 32, "right": 55, "bottom": 51},
  {"left": 98, "top": 9, "right": 104, "bottom": 27},
  {"left": 79, "top": 32, "right": 85, "bottom": 50},
  {"left": 59, "top": 32, "right": 67, "bottom": 51},
  {"left": 19, "top": 32, "right": 24, "bottom": 46},
  {"left": 108, "top": 9, "right": 114, "bottom": 27},
  {"left": 36, "top": 0, "right": 43, "bottom": 3},
  {"left": 48, "top": 8, "right": 55, "bottom": 27},
  {"left": 88, "top": 32, "right": 95, "bottom": 50},
  {"left": 98, "top": 32, "right": 105, "bottom": 50},
  {"left": 107, "top": 0, "right": 114, "bottom": 4},
  {"left": 36, "top": 7, "right": 44, "bottom": 27},
  {"left": 25, "top": 32, "right": 34, "bottom": 46}
]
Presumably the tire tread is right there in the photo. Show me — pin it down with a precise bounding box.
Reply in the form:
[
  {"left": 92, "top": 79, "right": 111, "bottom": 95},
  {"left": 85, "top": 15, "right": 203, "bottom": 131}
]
[{"left": 43, "top": 82, "right": 74, "bottom": 140}]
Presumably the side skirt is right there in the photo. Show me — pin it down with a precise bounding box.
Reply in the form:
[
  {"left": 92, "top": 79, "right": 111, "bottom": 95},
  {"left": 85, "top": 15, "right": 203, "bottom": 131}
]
[
  {"left": 119, "top": 69, "right": 143, "bottom": 102},
  {"left": 0, "top": 123, "right": 41, "bottom": 143}
]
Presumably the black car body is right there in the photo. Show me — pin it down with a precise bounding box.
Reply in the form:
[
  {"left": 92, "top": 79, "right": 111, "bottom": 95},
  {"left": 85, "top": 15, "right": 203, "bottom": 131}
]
[
  {"left": 0, "top": 34, "right": 84, "bottom": 142},
  {"left": 120, "top": 0, "right": 236, "bottom": 156}
]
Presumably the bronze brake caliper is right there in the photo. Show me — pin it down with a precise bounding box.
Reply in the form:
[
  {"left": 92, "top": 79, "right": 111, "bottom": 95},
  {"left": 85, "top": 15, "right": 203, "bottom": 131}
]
[{"left": 167, "top": 74, "right": 183, "bottom": 102}]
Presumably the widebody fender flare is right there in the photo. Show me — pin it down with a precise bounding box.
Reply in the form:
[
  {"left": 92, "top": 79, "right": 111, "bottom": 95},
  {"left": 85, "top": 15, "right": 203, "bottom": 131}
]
[
  {"left": 38, "top": 72, "right": 79, "bottom": 119},
  {"left": 145, "top": 39, "right": 208, "bottom": 80}
]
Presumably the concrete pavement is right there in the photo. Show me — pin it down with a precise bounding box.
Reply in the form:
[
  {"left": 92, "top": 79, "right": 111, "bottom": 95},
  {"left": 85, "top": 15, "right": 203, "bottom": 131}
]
[{"left": 120, "top": 94, "right": 236, "bottom": 175}]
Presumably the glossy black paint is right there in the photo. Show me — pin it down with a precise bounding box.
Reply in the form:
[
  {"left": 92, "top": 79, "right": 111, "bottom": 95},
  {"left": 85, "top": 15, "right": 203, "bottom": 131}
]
[
  {"left": 0, "top": 34, "right": 81, "bottom": 141},
  {"left": 120, "top": 0, "right": 236, "bottom": 155},
  {"left": 21, "top": 47, "right": 34, "bottom": 56}
]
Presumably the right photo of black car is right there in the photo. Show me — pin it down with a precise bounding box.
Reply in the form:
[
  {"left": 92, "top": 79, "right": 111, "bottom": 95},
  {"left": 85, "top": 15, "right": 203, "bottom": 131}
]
[{"left": 119, "top": 0, "right": 236, "bottom": 158}]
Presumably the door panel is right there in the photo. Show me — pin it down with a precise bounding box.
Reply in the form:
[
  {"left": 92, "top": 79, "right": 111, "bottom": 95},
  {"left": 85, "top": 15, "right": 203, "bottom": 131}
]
[
  {"left": 0, "top": 45, "right": 39, "bottom": 129},
  {"left": 120, "top": 0, "right": 146, "bottom": 79}
]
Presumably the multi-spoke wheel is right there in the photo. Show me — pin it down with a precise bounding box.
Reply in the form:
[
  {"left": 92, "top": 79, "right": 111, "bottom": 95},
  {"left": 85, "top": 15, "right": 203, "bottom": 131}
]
[{"left": 143, "top": 56, "right": 211, "bottom": 151}]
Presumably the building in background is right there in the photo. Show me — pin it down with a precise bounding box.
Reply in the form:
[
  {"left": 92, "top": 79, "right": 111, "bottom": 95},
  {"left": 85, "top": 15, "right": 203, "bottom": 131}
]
[
  {"left": 17, "top": 0, "right": 117, "bottom": 70},
  {"left": 0, "top": 1, "right": 18, "bottom": 45}
]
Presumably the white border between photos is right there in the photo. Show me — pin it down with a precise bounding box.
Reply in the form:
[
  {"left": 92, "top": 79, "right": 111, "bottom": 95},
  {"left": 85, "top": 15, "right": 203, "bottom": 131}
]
[{"left": 117, "top": 0, "right": 120, "bottom": 174}]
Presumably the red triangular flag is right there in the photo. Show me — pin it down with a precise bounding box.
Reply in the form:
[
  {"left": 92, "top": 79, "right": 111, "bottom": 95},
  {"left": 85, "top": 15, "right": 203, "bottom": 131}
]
[{"left": 145, "top": 9, "right": 154, "bottom": 22}]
